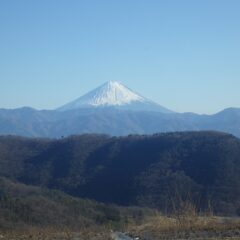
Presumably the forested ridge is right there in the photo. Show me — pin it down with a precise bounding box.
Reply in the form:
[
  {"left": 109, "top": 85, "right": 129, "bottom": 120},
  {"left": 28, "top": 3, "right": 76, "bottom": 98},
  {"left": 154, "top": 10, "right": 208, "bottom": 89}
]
[{"left": 0, "top": 131, "right": 239, "bottom": 217}]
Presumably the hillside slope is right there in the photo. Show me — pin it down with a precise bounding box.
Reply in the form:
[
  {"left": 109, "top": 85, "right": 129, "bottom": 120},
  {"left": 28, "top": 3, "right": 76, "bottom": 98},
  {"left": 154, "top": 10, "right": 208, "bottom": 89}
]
[
  {"left": 0, "top": 177, "right": 153, "bottom": 229},
  {"left": 0, "top": 132, "right": 239, "bottom": 215}
]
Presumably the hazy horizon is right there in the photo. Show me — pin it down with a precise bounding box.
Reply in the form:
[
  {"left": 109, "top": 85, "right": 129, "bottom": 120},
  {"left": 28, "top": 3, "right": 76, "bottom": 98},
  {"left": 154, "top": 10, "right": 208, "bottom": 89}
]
[
  {"left": 1, "top": 80, "right": 239, "bottom": 115},
  {"left": 1, "top": 0, "right": 239, "bottom": 114}
]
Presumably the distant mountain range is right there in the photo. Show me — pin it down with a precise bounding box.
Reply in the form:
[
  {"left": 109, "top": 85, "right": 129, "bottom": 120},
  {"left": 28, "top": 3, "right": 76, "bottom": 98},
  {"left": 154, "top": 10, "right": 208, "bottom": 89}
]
[{"left": 0, "top": 81, "right": 239, "bottom": 138}]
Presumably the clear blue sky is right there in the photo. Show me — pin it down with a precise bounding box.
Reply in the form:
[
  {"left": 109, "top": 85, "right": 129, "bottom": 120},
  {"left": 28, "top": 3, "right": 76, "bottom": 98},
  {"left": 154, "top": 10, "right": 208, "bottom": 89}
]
[{"left": 0, "top": 0, "right": 239, "bottom": 114}]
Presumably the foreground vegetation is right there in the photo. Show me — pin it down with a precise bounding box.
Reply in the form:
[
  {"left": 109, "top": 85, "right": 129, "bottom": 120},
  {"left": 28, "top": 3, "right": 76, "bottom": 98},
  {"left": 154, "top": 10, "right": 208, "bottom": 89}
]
[
  {"left": 0, "top": 179, "right": 240, "bottom": 239},
  {"left": 0, "top": 132, "right": 240, "bottom": 215},
  {"left": 0, "top": 132, "right": 240, "bottom": 239},
  {"left": 1, "top": 178, "right": 239, "bottom": 239},
  {"left": 128, "top": 212, "right": 240, "bottom": 239},
  {"left": 0, "top": 177, "right": 154, "bottom": 230},
  {"left": 0, "top": 214, "right": 239, "bottom": 240}
]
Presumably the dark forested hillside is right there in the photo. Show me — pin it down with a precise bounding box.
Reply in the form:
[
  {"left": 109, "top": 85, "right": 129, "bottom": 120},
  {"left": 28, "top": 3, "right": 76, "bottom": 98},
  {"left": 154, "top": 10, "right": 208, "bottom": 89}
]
[
  {"left": 0, "top": 177, "right": 152, "bottom": 229},
  {"left": 0, "top": 132, "right": 239, "bottom": 215}
]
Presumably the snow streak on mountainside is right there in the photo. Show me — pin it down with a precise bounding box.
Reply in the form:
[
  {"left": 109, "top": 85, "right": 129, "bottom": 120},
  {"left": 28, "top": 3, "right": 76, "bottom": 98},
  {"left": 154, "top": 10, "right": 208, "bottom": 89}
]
[{"left": 58, "top": 81, "right": 173, "bottom": 113}]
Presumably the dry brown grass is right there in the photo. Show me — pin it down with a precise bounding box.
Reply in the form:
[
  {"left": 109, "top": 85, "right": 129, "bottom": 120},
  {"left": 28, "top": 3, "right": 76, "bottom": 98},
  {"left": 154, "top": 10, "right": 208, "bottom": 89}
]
[
  {"left": 0, "top": 226, "right": 113, "bottom": 240},
  {"left": 127, "top": 213, "right": 240, "bottom": 240},
  {"left": 1, "top": 219, "right": 240, "bottom": 240},
  {"left": 0, "top": 205, "right": 240, "bottom": 240}
]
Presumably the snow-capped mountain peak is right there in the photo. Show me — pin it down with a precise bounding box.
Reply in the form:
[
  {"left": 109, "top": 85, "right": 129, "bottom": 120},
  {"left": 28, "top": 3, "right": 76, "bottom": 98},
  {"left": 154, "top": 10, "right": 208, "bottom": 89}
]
[
  {"left": 58, "top": 81, "right": 173, "bottom": 113},
  {"left": 81, "top": 81, "right": 146, "bottom": 106}
]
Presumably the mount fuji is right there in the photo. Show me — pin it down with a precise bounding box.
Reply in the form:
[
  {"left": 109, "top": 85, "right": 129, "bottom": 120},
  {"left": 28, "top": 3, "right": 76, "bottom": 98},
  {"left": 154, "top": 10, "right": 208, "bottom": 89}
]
[
  {"left": 0, "top": 81, "right": 239, "bottom": 138},
  {"left": 58, "top": 81, "right": 173, "bottom": 113}
]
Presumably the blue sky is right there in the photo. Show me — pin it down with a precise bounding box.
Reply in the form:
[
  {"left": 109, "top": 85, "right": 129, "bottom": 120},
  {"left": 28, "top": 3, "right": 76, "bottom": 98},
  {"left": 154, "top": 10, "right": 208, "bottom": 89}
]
[{"left": 0, "top": 0, "right": 239, "bottom": 114}]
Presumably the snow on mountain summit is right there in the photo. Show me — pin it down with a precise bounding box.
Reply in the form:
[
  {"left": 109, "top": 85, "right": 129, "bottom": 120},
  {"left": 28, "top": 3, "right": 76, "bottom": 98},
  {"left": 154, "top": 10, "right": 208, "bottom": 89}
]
[
  {"left": 58, "top": 81, "right": 173, "bottom": 113},
  {"left": 79, "top": 81, "right": 146, "bottom": 106}
]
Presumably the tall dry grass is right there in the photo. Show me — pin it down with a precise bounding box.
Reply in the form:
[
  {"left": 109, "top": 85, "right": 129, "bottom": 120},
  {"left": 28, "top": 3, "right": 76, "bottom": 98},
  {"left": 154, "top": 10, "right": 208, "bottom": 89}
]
[
  {"left": 0, "top": 203, "right": 240, "bottom": 240},
  {"left": 126, "top": 203, "right": 240, "bottom": 240}
]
